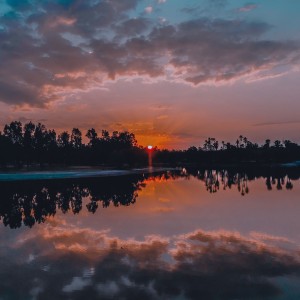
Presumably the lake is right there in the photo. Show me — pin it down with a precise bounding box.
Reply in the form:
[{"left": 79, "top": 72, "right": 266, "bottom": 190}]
[{"left": 1, "top": 167, "right": 300, "bottom": 299}]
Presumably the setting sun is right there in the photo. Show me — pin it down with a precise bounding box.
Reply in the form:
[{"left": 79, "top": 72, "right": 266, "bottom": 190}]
[{"left": 147, "top": 145, "right": 153, "bottom": 150}]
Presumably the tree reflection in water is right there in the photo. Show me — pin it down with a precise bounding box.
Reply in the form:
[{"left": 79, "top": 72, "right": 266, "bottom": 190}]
[
  {"left": 0, "top": 168, "right": 299, "bottom": 229},
  {"left": 0, "top": 172, "right": 179, "bottom": 229},
  {"left": 187, "top": 167, "right": 299, "bottom": 196}
]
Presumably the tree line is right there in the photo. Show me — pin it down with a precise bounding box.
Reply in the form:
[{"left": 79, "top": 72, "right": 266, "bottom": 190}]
[
  {"left": 1, "top": 121, "right": 300, "bottom": 167},
  {"left": 0, "top": 121, "right": 147, "bottom": 167},
  {"left": 155, "top": 135, "right": 300, "bottom": 166}
]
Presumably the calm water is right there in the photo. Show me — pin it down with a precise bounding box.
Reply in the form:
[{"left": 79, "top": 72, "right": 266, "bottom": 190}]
[{"left": 1, "top": 167, "right": 300, "bottom": 299}]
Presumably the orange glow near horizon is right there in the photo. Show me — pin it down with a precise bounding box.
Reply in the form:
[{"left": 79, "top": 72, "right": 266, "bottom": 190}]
[{"left": 135, "top": 133, "right": 178, "bottom": 150}]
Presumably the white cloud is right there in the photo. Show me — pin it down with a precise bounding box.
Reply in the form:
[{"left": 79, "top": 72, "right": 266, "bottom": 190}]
[{"left": 144, "top": 6, "right": 153, "bottom": 14}]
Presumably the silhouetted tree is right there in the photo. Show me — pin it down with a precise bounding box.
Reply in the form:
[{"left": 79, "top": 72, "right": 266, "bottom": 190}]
[
  {"left": 4, "top": 121, "right": 23, "bottom": 145},
  {"left": 86, "top": 128, "right": 98, "bottom": 146},
  {"left": 23, "top": 122, "right": 35, "bottom": 165},
  {"left": 71, "top": 128, "right": 82, "bottom": 149}
]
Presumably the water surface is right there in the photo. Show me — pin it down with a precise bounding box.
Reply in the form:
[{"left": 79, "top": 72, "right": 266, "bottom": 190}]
[{"left": 1, "top": 168, "right": 300, "bottom": 299}]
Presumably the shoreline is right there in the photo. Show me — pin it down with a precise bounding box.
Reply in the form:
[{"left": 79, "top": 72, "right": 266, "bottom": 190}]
[
  {"left": 0, "top": 167, "right": 177, "bottom": 182},
  {"left": 1, "top": 161, "right": 300, "bottom": 182}
]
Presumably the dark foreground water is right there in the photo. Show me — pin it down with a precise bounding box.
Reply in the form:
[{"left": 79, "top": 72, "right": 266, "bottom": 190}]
[{"left": 1, "top": 167, "right": 300, "bottom": 300}]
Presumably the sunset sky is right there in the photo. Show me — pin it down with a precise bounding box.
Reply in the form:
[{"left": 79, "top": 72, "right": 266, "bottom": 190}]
[{"left": 0, "top": 0, "right": 299, "bottom": 149}]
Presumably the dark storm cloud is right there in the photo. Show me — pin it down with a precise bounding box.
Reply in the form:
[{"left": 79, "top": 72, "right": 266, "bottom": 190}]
[
  {"left": 0, "top": 0, "right": 299, "bottom": 106},
  {"left": 2, "top": 227, "right": 300, "bottom": 299}
]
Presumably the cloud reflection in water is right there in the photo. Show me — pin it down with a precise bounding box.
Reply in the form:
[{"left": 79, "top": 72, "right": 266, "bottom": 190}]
[{"left": 1, "top": 225, "right": 300, "bottom": 300}]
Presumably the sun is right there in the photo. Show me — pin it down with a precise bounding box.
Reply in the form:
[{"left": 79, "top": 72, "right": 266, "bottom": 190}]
[{"left": 147, "top": 145, "right": 153, "bottom": 150}]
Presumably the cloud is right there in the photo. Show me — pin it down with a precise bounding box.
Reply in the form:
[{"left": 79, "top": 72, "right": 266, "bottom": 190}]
[
  {"left": 156, "top": 114, "right": 168, "bottom": 120},
  {"left": 150, "top": 206, "right": 175, "bottom": 213},
  {"left": 114, "top": 17, "right": 151, "bottom": 36},
  {"left": 144, "top": 6, "right": 153, "bottom": 14},
  {"left": 158, "top": 197, "right": 170, "bottom": 203},
  {"left": 0, "top": 1, "right": 299, "bottom": 107},
  {"left": 253, "top": 120, "right": 300, "bottom": 127},
  {"left": 2, "top": 226, "right": 300, "bottom": 299},
  {"left": 238, "top": 4, "right": 258, "bottom": 12}
]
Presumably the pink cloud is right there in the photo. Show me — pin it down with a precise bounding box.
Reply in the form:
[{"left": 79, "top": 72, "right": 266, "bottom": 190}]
[
  {"left": 144, "top": 6, "right": 153, "bottom": 14},
  {"left": 238, "top": 4, "right": 258, "bottom": 12}
]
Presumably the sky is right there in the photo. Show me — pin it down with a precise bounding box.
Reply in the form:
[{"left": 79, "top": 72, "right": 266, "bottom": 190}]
[{"left": 0, "top": 0, "right": 299, "bottom": 149}]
